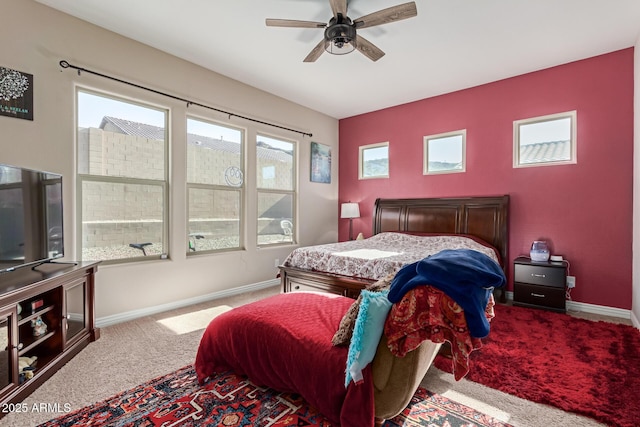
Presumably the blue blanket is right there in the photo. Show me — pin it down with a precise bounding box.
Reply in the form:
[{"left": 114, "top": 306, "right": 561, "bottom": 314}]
[{"left": 388, "top": 249, "right": 506, "bottom": 338}]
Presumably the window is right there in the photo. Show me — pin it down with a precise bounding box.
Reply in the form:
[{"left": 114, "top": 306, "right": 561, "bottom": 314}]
[
  {"left": 256, "top": 134, "right": 296, "bottom": 246},
  {"left": 423, "top": 130, "right": 466, "bottom": 174},
  {"left": 186, "top": 118, "right": 244, "bottom": 253},
  {"left": 514, "top": 111, "right": 577, "bottom": 167},
  {"left": 77, "top": 89, "right": 168, "bottom": 262},
  {"left": 359, "top": 142, "right": 389, "bottom": 179}
]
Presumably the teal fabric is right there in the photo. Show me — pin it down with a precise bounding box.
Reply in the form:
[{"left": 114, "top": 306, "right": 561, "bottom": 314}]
[{"left": 345, "top": 289, "right": 392, "bottom": 387}]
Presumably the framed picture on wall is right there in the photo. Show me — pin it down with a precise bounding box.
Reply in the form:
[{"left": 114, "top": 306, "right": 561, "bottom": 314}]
[
  {"left": 0, "top": 66, "right": 33, "bottom": 121},
  {"left": 310, "top": 142, "right": 331, "bottom": 183}
]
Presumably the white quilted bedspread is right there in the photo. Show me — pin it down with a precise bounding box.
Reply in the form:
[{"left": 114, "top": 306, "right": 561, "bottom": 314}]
[{"left": 282, "top": 232, "right": 499, "bottom": 280}]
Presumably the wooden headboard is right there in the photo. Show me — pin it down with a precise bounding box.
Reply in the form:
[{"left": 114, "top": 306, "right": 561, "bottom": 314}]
[
  {"left": 281, "top": 195, "right": 510, "bottom": 300},
  {"left": 372, "top": 195, "right": 509, "bottom": 268}
]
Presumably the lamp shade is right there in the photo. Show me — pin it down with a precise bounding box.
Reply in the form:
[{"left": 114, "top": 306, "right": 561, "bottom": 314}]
[{"left": 341, "top": 202, "right": 360, "bottom": 219}]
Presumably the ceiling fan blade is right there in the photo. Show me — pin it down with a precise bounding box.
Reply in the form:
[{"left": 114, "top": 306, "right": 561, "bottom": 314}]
[
  {"left": 353, "top": 1, "right": 417, "bottom": 29},
  {"left": 266, "top": 19, "right": 326, "bottom": 28},
  {"left": 355, "top": 35, "right": 385, "bottom": 61},
  {"left": 329, "top": 0, "right": 347, "bottom": 17},
  {"left": 303, "top": 39, "right": 326, "bottom": 62}
]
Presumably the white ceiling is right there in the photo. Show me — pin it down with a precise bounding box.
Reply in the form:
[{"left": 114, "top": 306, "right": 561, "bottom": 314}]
[{"left": 36, "top": 0, "right": 640, "bottom": 119}]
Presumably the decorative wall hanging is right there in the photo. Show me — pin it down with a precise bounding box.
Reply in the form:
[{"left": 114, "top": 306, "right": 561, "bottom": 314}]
[
  {"left": 0, "top": 66, "right": 33, "bottom": 121},
  {"left": 310, "top": 142, "right": 331, "bottom": 183}
]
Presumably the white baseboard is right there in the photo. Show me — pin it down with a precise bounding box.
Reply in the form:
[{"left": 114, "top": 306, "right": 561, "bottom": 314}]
[
  {"left": 631, "top": 310, "right": 639, "bottom": 328},
  {"left": 504, "top": 291, "right": 632, "bottom": 320},
  {"left": 98, "top": 285, "right": 634, "bottom": 329},
  {"left": 565, "top": 300, "right": 632, "bottom": 319},
  {"left": 96, "top": 278, "right": 280, "bottom": 328}
]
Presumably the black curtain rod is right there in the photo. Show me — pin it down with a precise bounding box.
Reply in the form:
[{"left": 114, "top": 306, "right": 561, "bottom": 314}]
[{"left": 59, "top": 60, "right": 313, "bottom": 138}]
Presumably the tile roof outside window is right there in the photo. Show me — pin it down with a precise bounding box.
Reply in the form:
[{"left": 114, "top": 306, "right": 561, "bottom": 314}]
[
  {"left": 100, "top": 116, "right": 292, "bottom": 163},
  {"left": 520, "top": 140, "right": 570, "bottom": 164}
]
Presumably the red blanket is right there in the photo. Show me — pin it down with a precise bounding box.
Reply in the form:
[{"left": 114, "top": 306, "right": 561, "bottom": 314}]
[{"left": 195, "top": 292, "right": 375, "bottom": 427}]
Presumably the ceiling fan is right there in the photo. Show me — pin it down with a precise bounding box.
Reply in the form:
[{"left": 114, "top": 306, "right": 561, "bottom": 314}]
[{"left": 266, "top": 0, "right": 417, "bottom": 62}]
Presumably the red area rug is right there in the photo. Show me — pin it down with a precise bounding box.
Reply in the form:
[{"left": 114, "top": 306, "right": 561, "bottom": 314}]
[
  {"left": 434, "top": 304, "right": 640, "bottom": 427},
  {"left": 38, "top": 365, "right": 511, "bottom": 427}
]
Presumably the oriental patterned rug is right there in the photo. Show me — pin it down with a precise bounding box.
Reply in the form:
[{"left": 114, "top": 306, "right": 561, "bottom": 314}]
[
  {"left": 37, "top": 365, "right": 511, "bottom": 427},
  {"left": 434, "top": 304, "right": 640, "bottom": 427}
]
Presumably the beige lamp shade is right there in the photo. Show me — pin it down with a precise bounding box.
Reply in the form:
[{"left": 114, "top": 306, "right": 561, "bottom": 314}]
[{"left": 340, "top": 202, "right": 360, "bottom": 219}]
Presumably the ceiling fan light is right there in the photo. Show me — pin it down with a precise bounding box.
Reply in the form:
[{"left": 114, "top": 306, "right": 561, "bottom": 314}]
[
  {"left": 324, "top": 19, "right": 357, "bottom": 55},
  {"left": 324, "top": 37, "right": 356, "bottom": 55}
]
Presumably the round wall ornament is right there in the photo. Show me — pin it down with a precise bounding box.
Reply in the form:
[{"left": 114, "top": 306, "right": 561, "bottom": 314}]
[
  {"left": 0, "top": 67, "right": 30, "bottom": 101},
  {"left": 224, "top": 166, "right": 244, "bottom": 187}
]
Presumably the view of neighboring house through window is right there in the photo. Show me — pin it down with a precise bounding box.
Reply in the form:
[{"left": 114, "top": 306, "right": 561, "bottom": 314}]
[
  {"left": 359, "top": 142, "right": 389, "bottom": 179},
  {"left": 256, "top": 134, "right": 296, "bottom": 245},
  {"left": 514, "top": 111, "right": 577, "bottom": 167},
  {"left": 77, "top": 89, "right": 168, "bottom": 262},
  {"left": 186, "top": 118, "right": 244, "bottom": 253},
  {"left": 423, "top": 130, "right": 466, "bottom": 174}
]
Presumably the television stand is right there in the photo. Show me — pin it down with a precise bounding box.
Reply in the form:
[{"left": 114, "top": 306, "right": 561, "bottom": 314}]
[
  {"left": 30, "top": 259, "right": 78, "bottom": 271},
  {"left": 0, "top": 261, "right": 99, "bottom": 413}
]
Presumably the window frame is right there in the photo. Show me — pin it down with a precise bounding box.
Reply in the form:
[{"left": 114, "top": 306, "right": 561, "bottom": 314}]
[
  {"left": 423, "top": 129, "right": 466, "bottom": 175},
  {"left": 513, "top": 110, "right": 577, "bottom": 168},
  {"left": 358, "top": 142, "right": 389, "bottom": 180},
  {"left": 186, "top": 116, "right": 246, "bottom": 255},
  {"left": 75, "top": 87, "right": 170, "bottom": 264},
  {"left": 256, "top": 132, "right": 297, "bottom": 247}
]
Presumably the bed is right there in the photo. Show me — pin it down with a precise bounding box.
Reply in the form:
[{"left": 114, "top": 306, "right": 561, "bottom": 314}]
[
  {"left": 195, "top": 196, "right": 509, "bottom": 426},
  {"left": 280, "top": 196, "right": 509, "bottom": 302}
]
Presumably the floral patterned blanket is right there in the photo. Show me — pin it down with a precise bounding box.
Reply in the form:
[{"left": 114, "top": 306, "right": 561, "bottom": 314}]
[
  {"left": 283, "top": 232, "right": 499, "bottom": 280},
  {"left": 385, "top": 286, "right": 495, "bottom": 380}
]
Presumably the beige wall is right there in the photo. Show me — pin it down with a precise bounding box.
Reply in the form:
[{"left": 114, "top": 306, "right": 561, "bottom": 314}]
[
  {"left": 1, "top": 0, "right": 339, "bottom": 319},
  {"left": 633, "top": 36, "right": 640, "bottom": 328}
]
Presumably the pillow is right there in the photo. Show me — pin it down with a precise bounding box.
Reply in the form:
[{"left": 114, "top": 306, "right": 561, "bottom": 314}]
[
  {"left": 344, "top": 289, "right": 392, "bottom": 386},
  {"left": 332, "top": 272, "right": 395, "bottom": 347}
]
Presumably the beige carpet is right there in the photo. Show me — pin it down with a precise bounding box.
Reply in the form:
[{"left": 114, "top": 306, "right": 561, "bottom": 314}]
[{"left": 1, "top": 286, "right": 607, "bottom": 427}]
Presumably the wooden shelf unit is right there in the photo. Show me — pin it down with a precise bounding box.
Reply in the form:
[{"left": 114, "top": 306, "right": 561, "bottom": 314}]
[{"left": 0, "top": 262, "right": 99, "bottom": 411}]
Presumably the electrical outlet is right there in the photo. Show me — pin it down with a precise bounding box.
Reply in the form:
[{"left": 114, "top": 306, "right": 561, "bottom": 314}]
[
  {"left": 274, "top": 258, "right": 280, "bottom": 268},
  {"left": 566, "top": 276, "right": 576, "bottom": 289}
]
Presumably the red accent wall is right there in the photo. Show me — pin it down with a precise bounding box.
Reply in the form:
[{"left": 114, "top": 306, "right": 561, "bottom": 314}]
[{"left": 338, "top": 48, "right": 634, "bottom": 310}]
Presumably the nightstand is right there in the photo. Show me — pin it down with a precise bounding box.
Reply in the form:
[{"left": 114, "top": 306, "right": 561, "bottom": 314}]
[{"left": 513, "top": 256, "right": 568, "bottom": 312}]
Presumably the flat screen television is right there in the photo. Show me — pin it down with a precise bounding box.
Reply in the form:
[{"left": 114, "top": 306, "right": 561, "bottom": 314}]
[{"left": 0, "top": 163, "right": 64, "bottom": 273}]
